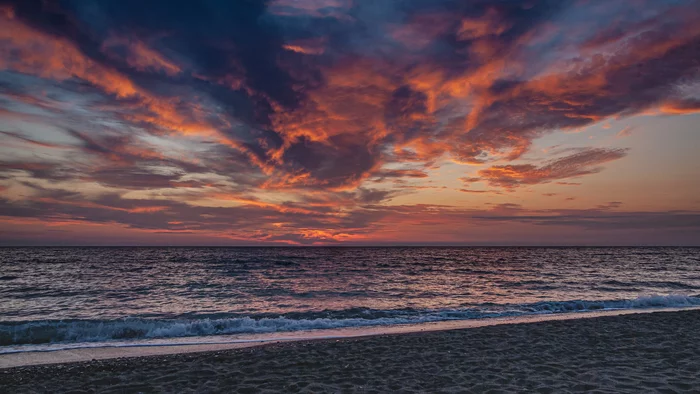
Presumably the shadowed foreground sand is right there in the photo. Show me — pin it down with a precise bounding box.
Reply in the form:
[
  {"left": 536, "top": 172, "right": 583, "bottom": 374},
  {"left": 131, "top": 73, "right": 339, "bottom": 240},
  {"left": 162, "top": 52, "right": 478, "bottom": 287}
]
[{"left": 2, "top": 310, "right": 700, "bottom": 393}]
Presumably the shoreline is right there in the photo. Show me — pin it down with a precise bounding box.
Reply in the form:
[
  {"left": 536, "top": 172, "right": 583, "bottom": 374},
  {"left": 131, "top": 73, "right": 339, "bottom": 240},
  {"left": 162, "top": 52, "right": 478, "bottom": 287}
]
[
  {"left": 2, "top": 305, "right": 699, "bottom": 369},
  {"left": 3, "top": 309, "right": 700, "bottom": 392}
]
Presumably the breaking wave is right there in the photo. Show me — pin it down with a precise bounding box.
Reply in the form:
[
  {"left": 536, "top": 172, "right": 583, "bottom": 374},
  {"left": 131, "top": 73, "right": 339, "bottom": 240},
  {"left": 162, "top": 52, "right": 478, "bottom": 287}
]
[{"left": 1, "top": 294, "right": 699, "bottom": 348}]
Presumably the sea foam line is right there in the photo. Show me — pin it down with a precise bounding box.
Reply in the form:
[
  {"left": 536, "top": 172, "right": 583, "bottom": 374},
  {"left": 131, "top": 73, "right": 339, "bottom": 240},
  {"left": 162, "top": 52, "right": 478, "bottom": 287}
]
[
  {"left": 2, "top": 305, "right": 700, "bottom": 369},
  {"left": 1, "top": 294, "right": 699, "bottom": 350}
]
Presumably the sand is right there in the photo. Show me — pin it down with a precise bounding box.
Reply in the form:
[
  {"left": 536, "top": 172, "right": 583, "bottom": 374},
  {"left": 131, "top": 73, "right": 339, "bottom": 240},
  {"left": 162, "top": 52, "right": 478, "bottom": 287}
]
[
  {"left": 5, "top": 307, "right": 698, "bottom": 370},
  {"left": 2, "top": 310, "right": 700, "bottom": 393}
]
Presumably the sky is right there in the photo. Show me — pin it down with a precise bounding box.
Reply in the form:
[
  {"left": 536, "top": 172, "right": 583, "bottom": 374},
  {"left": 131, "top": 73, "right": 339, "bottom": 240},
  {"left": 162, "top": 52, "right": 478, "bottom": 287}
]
[{"left": 0, "top": 0, "right": 699, "bottom": 246}]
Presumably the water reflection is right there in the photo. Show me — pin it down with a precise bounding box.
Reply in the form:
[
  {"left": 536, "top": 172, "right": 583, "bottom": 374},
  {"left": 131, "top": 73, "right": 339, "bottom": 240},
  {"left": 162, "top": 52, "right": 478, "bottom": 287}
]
[{"left": 1, "top": 247, "right": 699, "bottom": 321}]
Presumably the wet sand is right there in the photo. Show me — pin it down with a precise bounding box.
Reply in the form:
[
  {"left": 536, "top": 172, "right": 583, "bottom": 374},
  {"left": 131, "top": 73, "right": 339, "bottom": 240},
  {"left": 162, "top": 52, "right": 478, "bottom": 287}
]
[{"left": 2, "top": 310, "right": 700, "bottom": 393}]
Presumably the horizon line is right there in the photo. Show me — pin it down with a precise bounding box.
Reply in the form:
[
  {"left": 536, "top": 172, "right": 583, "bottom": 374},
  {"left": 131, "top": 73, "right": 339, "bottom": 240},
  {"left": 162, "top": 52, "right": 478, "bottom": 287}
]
[{"left": 1, "top": 244, "right": 699, "bottom": 248}]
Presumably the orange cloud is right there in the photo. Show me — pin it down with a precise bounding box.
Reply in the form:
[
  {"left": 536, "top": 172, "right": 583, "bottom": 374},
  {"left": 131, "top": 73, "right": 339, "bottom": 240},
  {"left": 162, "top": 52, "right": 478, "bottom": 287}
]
[
  {"left": 2, "top": 0, "right": 699, "bottom": 245},
  {"left": 0, "top": 12, "right": 253, "bottom": 165},
  {"left": 102, "top": 36, "right": 182, "bottom": 76},
  {"left": 475, "top": 148, "right": 628, "bottom": 189},
  {"left": 617, "top": 126, "right": 635, "bottom": 138},
  {"left": 659, "top": 99, "right": 700, "bottom": 115},
  {"left": 0, "top": 14, "right": 138, "bottom": 98},
  {"left": 282, "top": 37, "right": 327, "bottom": 55}
]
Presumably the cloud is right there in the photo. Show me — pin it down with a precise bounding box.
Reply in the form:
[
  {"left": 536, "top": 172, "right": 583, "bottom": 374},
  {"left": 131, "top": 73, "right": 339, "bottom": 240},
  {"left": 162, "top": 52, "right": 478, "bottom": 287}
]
[
  {"left": 556, "top": 182, "right": 582, "bottom": 186},
  {"left": 470, "top": 209, "right": 700, "bottom": 232},
  {"left": 597, "top": 201, "right": 623, "bottom": 210},
  {"left": 3, "top": 1, "right": 697, "bottom": 188},
  {"left": 0, "top": 130, "right": 66, "bottom": 149},
  {"left": 1, "top": 0, "right": 699, "bottom": 244},
  {"left": 101, "top": 36, "right": 182, "bottom": 76},
  {"left": 459, "top": 189, "right": 502, "bottom": 195},
  {"left": 373, "top": 169, "right": 429, "bottom": 181},
  {"left": 476, "top": 148, "right": 628, "bottom": 189},
  {"left": 617, "top": 126, "right": 635, "bottom": 138},
  {"left": 1, "top": 187, "right": 698, "bottom": 245},
  {"left": 660, "top": 99, "right": 700, "bottom": 115}
]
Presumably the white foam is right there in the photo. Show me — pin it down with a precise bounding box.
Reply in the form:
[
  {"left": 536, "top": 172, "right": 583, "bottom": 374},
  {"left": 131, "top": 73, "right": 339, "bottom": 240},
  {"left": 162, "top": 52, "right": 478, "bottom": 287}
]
[
  {"left": 2, "top": 306, "right": 700, "bottom": 369},
  {"left": 2, "top": 294, "right": 699, "bottom": 353}
]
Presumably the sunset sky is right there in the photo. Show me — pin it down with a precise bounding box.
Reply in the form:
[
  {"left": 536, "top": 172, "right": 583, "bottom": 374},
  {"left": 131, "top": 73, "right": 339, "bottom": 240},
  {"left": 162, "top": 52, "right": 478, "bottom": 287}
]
[{"left": 0, "top": 0, "right": 699, "bottom": 245}]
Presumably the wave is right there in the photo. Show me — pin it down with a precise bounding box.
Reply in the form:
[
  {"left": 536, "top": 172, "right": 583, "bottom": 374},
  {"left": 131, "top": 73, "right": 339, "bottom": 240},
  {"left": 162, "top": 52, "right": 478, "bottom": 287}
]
[{"left": 1, "top": 294, "right": 699, "bottom": 348}]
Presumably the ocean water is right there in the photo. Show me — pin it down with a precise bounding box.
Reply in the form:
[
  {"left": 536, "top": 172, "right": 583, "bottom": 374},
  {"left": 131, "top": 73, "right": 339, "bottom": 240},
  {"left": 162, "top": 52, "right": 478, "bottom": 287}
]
[{"left": 1, "top": 247, "right": 699, "bottom": 352}]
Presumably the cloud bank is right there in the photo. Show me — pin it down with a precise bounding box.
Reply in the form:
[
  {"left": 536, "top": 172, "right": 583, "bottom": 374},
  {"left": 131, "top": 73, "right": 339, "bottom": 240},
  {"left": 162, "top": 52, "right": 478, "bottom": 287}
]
[{"left": 1, "top": 0, "right": 699, "bottom": 244}]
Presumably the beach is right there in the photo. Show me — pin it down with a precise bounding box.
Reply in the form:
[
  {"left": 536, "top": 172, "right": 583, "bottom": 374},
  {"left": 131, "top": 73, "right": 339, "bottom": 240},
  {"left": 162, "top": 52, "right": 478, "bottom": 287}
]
[{"left": 2, "top": 309, "right": 699, "bottom": 393}]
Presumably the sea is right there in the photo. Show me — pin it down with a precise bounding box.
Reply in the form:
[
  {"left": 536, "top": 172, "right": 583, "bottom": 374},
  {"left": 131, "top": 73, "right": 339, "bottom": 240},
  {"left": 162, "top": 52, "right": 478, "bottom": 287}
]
[{"left": 1, "top": 247, "right": 699, "bottom": 354}]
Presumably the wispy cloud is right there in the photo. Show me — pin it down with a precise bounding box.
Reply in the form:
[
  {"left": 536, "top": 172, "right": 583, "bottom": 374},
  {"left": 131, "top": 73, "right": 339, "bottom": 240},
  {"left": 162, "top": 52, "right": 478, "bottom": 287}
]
[{"left": 473, "top": 148, "right": 629, "bottom": 189}]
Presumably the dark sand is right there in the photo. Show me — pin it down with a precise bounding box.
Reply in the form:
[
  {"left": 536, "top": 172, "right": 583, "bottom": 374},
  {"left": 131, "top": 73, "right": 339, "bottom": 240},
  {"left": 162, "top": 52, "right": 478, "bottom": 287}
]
[{"left": 2, "top": 310, "right": 700, "bottom": 393}]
